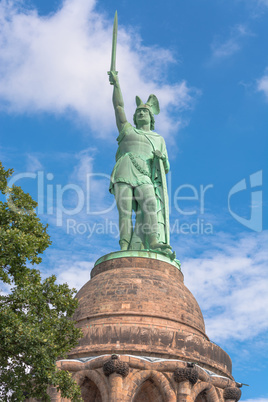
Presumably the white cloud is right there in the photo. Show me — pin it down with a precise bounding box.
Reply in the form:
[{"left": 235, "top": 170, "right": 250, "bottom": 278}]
[
  {"left": 183, "top": 231, "right": 268, "bottom": 343},
  {"left": 70, "top": 148, "right": 96, "bottom": 185},
  {"left": 68, "top": 147, "right": 117, "bottom": 219},
  {"left": 0, "top": 0, "right": 196, "bottom": 141},
  {"left": 26, "top": 154, "right": 43, "bottom": 172},
  {"left": 256, "top": 0, "right": 268, "bottom": 7},
  {"left": 210, "top": 24, "right": 252, "bottom": 61},
  {"left": 0, "top": 281, "right": 12, "bottom": 297},
  {"left": 242, "top": 399, "right": 268, "bottom": 402},
  {"left": 38, "top": 244, "right": 97, "bottom": 291},
  {"left": 55, "top": 260, "right": 93, "bottom": 291},
  {"left": 212, "top": 38, "right": 240, "bottom": 59},
  {"left": 257, "top": 73, "right": 268, "bottom": 100}
]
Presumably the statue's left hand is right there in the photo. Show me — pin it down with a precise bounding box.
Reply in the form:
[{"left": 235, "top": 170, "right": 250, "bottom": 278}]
[{"left": 153, "top": 150, "right": 165, "bottom": 160}]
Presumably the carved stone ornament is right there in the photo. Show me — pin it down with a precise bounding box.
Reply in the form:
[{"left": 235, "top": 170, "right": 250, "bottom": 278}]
[
  {"left": 223, "top": 387, "right": 242, "bottom": 401},
  {"left": 103, "top": 354, "right": 130, "bottom": 378},
  {"left": 174, "top": 366, "right": 199, "bottom": 385}
]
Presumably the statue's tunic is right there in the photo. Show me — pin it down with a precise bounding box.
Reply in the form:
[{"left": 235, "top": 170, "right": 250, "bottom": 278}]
[{"left": 109, "top": 122, "right": 169, "bottom": 193}]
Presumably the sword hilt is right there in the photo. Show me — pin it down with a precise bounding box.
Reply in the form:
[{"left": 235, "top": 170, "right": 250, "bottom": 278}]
[{"left": 108, "top": 70, "right": 118, "bottom": 85}]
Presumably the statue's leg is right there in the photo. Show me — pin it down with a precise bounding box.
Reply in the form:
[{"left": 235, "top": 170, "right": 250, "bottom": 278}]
[
  {"left": 134, "top": 184, "right": 172, "bottom": 251},
  {"left": 134, "top": 184, "right": 159, "bottom": 247},
  {"left": 114, "top": 183, "right": 133, "bottom": 250},
  {"left": 129, "top": 206, "right": 144, "bottom": 250}
]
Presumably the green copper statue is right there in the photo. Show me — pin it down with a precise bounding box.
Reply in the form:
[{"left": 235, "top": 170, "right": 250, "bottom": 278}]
[{"left": 108, "top": 12, "right": 175, "bottom": 259}]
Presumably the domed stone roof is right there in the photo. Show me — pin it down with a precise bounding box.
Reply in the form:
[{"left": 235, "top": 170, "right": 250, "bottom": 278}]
[{"left": 69, "top": 253, "right": 232, "bottom": 377}]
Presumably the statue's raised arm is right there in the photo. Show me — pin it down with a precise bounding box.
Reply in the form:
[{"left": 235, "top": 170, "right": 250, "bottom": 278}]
[{"left": 109, "top": 72, "right": 127, "bottom": 133}]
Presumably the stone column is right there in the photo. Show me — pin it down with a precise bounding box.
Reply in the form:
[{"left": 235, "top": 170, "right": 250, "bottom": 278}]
[
  {"left": 103, "top": 354, "right": 130, "bottom": 402},
  {"left": 177, "top": 380, "right": 193, "bottom": 402},
  {"left": 109, "top": 372, "right": 124, "bottom": 402}
]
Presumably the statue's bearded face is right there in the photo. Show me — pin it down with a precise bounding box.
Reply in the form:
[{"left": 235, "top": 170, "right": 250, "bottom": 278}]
[{"left": 135, "top": 108, "right": 151, "bottom": 127}]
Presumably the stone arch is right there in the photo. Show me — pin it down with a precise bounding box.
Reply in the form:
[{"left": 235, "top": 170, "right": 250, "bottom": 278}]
[
  {"left": 80, "top": 378, "right": 101, "bottom": 402},
  {"left": 73, "top": 370, "right": 109, "bottom": 402},
  {"left": 192, "top": 382, "right": 219, "bottom": 402},
  {"left": 128, "top": 370, "right": 176, "bottom": 402}
]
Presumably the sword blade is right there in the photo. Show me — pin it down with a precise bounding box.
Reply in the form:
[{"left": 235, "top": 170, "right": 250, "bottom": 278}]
[
  {"left": 159, "top": 158, "right": 170, "bottom": 245},
  {"left": 110, "top": 11, "right": 118, "bottom": 72}
]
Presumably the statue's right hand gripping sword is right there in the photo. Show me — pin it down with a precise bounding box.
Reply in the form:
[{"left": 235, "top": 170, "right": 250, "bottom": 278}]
[{"left": 108, "top": 11, "right": 118, "bottom": 85}]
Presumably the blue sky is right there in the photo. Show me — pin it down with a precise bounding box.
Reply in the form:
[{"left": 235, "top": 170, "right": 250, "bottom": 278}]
[{"left": 0, "top": 0, "right": 267, "bottom": 399}]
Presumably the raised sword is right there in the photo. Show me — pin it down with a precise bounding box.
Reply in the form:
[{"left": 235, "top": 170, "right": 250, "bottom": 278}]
[{"left": 108, "top": 11, "right": 118, "bottom": 84}]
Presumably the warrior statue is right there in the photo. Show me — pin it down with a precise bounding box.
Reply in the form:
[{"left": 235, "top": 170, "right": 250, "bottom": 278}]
[{"left": 108, "top": 12, "right": 174, "bottom": 258}]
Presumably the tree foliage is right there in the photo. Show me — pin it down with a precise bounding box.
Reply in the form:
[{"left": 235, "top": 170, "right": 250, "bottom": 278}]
[{"left": 0, "top": 162, "right": 82, "bottom": 401}]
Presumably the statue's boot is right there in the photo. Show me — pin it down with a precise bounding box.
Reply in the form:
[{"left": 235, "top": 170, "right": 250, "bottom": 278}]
[
  {"left": 154, "top": 247, "right": 176, "bottom": 261},
  {"left": 162, "top": 248, "right": 176, "bottom": 260},
  {"left": 149, "top": 235, "right": 175, "bottom": 260},
  {"left": 149, "top": 235, "right": 172, "bottom": 250}
]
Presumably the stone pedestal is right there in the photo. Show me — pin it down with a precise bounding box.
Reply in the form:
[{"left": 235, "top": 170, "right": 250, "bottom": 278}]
[{"left": 55, "top": 252, "right": 242, "bottom": 401}]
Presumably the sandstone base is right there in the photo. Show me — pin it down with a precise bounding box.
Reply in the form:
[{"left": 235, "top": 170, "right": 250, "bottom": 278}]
[{"left": 28, "top": 253, "right": 242, "bottom": 401}]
